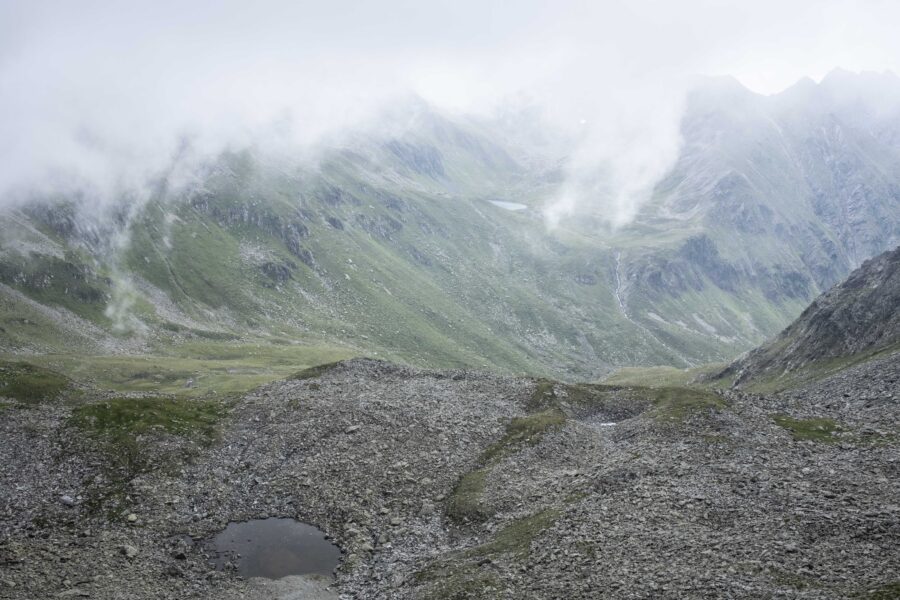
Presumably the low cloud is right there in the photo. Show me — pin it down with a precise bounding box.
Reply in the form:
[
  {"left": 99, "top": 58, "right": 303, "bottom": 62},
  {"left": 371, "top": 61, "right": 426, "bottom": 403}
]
[{"left": 1, "top": 0, "right": 899, "bottom": 229}]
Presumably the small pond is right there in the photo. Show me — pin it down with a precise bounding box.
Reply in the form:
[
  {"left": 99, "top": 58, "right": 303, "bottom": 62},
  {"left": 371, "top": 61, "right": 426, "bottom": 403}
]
[
  {"left": 208, "top": 518, "right": 341, "bottom": 579},
  {"left": 489, "top": 200, "right": 528, "bottom": 211}
]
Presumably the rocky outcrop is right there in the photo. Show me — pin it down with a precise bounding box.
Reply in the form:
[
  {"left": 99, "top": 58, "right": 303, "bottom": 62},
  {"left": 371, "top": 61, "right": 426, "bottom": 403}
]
[
  {"left": 722, "top": 245, "right": 900, "bottom": 384},
  {"left": 384, "top": 140, "right": 445, "bottom": 178}
]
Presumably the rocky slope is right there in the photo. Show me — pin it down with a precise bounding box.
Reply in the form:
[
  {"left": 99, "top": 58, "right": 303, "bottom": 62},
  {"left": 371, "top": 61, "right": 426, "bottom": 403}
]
[
  {"left": 721, "top": 245, "right": 900, "bottom": 386},
  {"left": 1, "top": 354, "right": 897, "bottom": 599}
]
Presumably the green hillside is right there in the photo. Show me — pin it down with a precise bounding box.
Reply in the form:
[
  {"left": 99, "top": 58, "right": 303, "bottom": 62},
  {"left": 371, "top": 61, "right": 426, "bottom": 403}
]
[{"left": 1, "top": 73, "right": 899, "bottom": 384}]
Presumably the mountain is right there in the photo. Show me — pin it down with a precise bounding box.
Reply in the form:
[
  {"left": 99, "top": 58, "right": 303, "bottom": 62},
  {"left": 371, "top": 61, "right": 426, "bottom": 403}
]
[
  {"left": 719, "top": 244, "right": 900, "bottom": 386},
  {"left": 602, "top": 70, "right": 900, "bottom": 366},
  {"left": 1, "top": 71, "right": 900, "bottom": 379}
]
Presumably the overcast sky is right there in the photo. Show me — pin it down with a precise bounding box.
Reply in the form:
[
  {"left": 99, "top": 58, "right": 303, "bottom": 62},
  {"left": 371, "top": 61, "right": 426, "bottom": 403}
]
[{"left": 1, "top": 0, "right": 899, "bottom": 216}]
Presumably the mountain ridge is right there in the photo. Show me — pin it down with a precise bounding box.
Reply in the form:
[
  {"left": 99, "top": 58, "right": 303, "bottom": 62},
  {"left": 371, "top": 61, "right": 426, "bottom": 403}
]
[{"left": 1, "top": 71, "right": 899, "bottom": 379}]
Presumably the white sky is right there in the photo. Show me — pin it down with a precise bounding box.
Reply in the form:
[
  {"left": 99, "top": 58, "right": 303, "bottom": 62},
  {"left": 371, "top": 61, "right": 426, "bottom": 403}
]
[{"left": 1, "top": 0, "right": 898, "bottom": 212}]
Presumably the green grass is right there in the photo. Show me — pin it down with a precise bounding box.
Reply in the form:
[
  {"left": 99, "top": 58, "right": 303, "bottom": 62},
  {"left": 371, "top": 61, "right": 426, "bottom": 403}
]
[
  {"left": 446, "top": 468, "right": 490, "bottom": 522},
  {"left": 1, "top": 138, "right": 816, "bottom": 382},
  {"left": 447, "top": 407, "right": 566, "bottom": 523},
  {"left": 70, "top": 396, "right": 228, "bottom": 513},
  {"left": 772, "top": 414, "right": 842, "bottom": 443},
  {"left": 0, "top": 360, "right": 71, "bottom": 403},
  {"left": 531, "top": 378, "right": 725, "bottom": 422},
  {"left": 649, "top": 386, "right": 727, "bottom": 421},
  {"left": 417, "top": 568, "right": 501, "bottom": 600},
  {"left": 475, "top": 509, "right": 560, "bottom": 557},
  {"left": 603, "top": 363, "right": 726, "bottom": 388},
  {"left": 867, "top": 582, "right": 900, "bottom": 599},
  {"left": 71, "top": 396, "right": 225, "bottom": 441},
  {"left": 415, "top": 509, "right": 559, "bottom": 599},
  {"left": 482, "top": 409, "right": 567, "bottom": 462},
  {"left": 15, "top": 342, "right": 354, "bottom": 398}
]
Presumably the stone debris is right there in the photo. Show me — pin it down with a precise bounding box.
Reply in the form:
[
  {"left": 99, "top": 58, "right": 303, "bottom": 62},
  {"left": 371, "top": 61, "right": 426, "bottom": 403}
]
[{"left": 0, "top": 356, "right": 897, "bottom": 599}]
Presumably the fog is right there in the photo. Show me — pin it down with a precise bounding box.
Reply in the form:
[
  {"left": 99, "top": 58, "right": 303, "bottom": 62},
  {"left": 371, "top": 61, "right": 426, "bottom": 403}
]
[{"left": 2, "top": 0, "right": 899, "bottom": 226}]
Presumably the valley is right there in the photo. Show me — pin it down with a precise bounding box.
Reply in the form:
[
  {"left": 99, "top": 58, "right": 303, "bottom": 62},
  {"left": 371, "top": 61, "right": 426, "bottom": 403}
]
[
  {"left": 1, "top": 69, "right": 899, "bottom": 599},
  {"left": 1, "top": 243, "right": 898, "bottom": 599},
  {"left": 2, "top": 72, "right": 899, "bottom": 384}
]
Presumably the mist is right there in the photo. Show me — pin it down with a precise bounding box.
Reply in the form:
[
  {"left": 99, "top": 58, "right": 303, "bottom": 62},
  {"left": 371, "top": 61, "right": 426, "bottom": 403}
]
[{"left": 2, "top": 0, "right": 900, "bottom": 227}]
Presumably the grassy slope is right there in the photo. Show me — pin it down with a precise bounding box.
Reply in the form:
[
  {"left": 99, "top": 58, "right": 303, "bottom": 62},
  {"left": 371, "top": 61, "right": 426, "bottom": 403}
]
[{"left": 4, "top": 91, "right": 897, "bottom": 378}]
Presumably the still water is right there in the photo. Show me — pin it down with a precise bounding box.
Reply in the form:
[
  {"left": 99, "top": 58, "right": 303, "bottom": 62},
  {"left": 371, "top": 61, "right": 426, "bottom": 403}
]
[{"left": 209, "top": 518, "right": 341, "bottom": 579}]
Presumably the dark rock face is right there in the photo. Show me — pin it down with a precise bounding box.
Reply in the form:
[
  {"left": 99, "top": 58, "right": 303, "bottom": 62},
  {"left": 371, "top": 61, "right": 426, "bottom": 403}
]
[
  {"left": 630, "top": 235, "right": 739, "bottom": 295},
  {"left": 384, "top": 140, "right": 445, "bottom": 178},
  {"left": 678, "top": 235, "right": 740, "bottom": 292},
  {"left": 319, "top": 186, "right": 359, "bottom": 207},
  {"left": 259, "top": 261, "right": 294, "bottom": 284},
  {"left": 355, "top": 213, "right": 402, "bottom": 240},
  {"left": 629, "top": 234, "right": 814, "bottom": 305},
  {"left": 758, "top": 267, "right": 811, "bottom": 301},
  {"left": 406, "top": 245, "right": 432, "bottom": 267},
  {"left": 23, "top": 202, "right": 78, "bottom": 238},
  {"left": 191, "top": 197, "right": 313, "bottom": 263},
  {"left": 708, "top": 173, "right": 775, "bottom": 235},
  {"left": 724, "top": 245, "right": 900, "bottom": 383},
  {"left": 291, "top": 247, "right": 316, "bottom": 269},
  {"left": 0, "top": 254, "right": 107, "bottom": 304}
]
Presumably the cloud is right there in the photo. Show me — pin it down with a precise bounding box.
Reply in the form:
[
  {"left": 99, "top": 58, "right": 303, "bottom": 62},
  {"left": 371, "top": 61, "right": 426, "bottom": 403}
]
[{"left": 1, "top": 0, "right": 899, "bottom": 227}]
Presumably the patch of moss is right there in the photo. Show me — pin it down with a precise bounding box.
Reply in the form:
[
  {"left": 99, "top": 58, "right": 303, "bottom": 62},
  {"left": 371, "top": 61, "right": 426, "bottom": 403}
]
[
  {"left": 0, "top": 360, "right": 71, "bottom": 403},
  {"left": 70, "top": 396, "right": 227, "bottom": 513},
  {"left": 476, "top": 509, "right": 560, "bottom": 557},
  {"left": 481, "top": 409, "right": 566, "bottom": 463},
  {"left": 416, "top": 565, "right": 501, "bottom": 600},
  {"left": 648, "top": 387, "right": 726, "bottom": 421},
  {"left": 769, "top": 567, "right": 824, "bottom": 591},
  {"left": 448, "top": 409, "right": 566, "bottom": 524},
  {"left": 527, "top": 379, "right": 621, "bottom": 412},
  {"left": 527, "top": 379, "right": 558, "bottom": 410},
  {"left": 446, "top": 468, "right": 489, "bottom": 522},
  {"left": 772, "top": 414, "right": 842, "bottom": 443},
  {"left": 416, "top": 510, "right": 558, "bottom": 599},
  {"left": 868, "top": 582, "right": 900, "bottom": 599},
  {"left": 71, "top": 396, "right": 224, "bottom": 441}
]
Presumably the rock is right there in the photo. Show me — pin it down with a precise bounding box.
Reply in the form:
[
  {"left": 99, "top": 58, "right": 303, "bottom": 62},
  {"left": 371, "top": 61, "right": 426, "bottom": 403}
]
[
  {"left": 345, "top": 425, "right": 361, "bottom": 434},
  {"left": 120, "top": 545, "right": 139, "bottom": 559},
  {"left": 126, "top": 513, "right": 138, "bottom": 523},
  {"left": 60, "top": 495, "right": 76, "bottom": 507}
]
